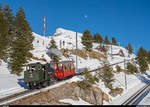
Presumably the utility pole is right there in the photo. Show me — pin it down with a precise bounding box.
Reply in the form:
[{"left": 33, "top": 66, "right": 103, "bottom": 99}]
[
  {"left": 124, "top": 58, "right": 127, "bottom": 90},
  {"left": 76, "top": 32, "right": 78, "bottom": 73},
  {"left": 111, "top": 40, "right": 113, "bottom": 59}
]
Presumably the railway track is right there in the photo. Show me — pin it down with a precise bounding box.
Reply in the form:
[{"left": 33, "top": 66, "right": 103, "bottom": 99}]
[
  {"left": 0, "top": 89, "right": 38, "bottom": 105},
  {"left": 122, "top": 84, "right": 150, "bottom": 105},
  {"left": 0, "top": 77, "right": 74, "bottom": 105},
  {"left": 0, "top": 58, "right": 135, "bottom": 105}
]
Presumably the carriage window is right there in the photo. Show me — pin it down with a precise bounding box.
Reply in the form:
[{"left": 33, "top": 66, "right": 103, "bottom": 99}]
[
  {"left": 58, "top": 64, "right": 63, "bottom": 71},
  {"left": 64, "top": 64, "right": 67, "bottom": 71}
]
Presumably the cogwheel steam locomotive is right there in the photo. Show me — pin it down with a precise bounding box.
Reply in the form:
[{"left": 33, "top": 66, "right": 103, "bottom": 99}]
[{"left": 24, "top": 60, "right": 75, "bottom": 89}]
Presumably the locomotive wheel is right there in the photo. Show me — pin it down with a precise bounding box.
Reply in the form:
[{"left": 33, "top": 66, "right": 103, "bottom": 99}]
[
  {"left": 42, "top": 81, "right": 48, "bottom": 87},
  {"left": 29, "top": 83, "right": 34, "bottom": 89},
  {"left": 37, "top": 83, "right": 42, "bottom": 89}
]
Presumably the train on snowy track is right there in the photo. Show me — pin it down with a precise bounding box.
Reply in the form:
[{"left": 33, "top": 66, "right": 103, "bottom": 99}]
[{"left": 24, "top": 60, "right": 75, "bottom": 89}]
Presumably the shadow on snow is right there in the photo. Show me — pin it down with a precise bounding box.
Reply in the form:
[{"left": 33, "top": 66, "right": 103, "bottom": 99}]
[{"left": 17, "top": 78, "right": 28, "bottom": 89}]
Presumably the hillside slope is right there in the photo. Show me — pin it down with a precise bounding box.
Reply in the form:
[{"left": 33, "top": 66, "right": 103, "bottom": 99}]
[{"left": 1, "top": 28, "right": 150, "bottom": 105}]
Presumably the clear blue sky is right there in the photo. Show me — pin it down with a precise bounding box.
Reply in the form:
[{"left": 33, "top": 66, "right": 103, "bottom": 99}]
[{"left": 1, "top": 0, "right": 150, "bottom": 52}]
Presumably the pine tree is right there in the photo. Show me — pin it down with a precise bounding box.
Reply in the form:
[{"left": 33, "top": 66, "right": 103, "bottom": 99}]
[
  {"left": 137, "top": 47, "right": 148, "bottom": 73},
  {"left": 81, "top": 30, "right": 93, "bottom": 51},
  {"left": 104, "top": 35, "right": 110, "bottom": 44},
  {"left": 3, "top": 4, "right": 14, "bottom": 25},
  {"left": 10, "top": 7, "right": 34, "bottom": 75},
  {"left": 49, "top": 38, "right": 57, "bottom": 49},
  {"left": 147, "top": 51, "right": 150, "bottom": 64},
  {"left": 112, "top": 37, "right": 117, "bottom": 45},
  {"left": 126, "top": 43, "right": 133, "bottom": 54},
  {"left": 101, "top": 64, "right": 114, "bottom": 89},
  {"left": 0, "top": 11, "right": 9, "bottom": 59},
  {"left": 126, "top": 62, "right": 138, "bottom": 74},
  {"left": 48, "top": 38, "right": 60, "bottom": 62},
  {"left": 93, "top": 33, "right": 103, "bottom": 44},
  {"left": 2, "top": 4, "right": 15, "bottom": 57}
]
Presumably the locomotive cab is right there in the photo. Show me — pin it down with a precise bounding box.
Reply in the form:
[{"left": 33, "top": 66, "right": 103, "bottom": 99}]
[{"left": 24, "top": 63, "right": 50, "bottom": 89}]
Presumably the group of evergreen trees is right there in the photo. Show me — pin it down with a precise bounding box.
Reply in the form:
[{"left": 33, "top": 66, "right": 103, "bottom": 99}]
[
  {"left": 81, "top": 29, "right": 119, "bottom": 51},
  {"left": 81, "top": 29, "right": 135, "bottom": 57},
  {"left": 0, "top": 4, "right": 34, "bottom": 75}
]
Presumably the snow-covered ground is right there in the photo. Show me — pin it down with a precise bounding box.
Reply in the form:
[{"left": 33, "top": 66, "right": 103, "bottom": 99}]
[{"left": 0, "top": 28, "right": 150, "bottom": 105}]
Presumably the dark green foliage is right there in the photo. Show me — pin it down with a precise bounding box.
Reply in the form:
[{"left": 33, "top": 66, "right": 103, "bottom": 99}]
[
  {"left": 84, "top": 69, "right": 96, "bottom": 85},
  {"left": 116, "top": 65, "right": 121, "bottom": 73},
  {"left": 48, "top": 38, "right": 60, "bottom": 62},
  {"left": 10, "top": 7, "right": 34, "bottom": 75},
  {"left": 137, "top": 47, "right": 148, "bottom": 73},
  {"left": 104, "top": 35, "right": 110, "bottom": 44},
  {"left": 0, "top": 13, "right": 9, "bottom": 59},
  {"left": 0, "top": 3, "right": 14, "bottom": 59},
  {"left": 112, "top": 37, "right": 117, "bottom": 45},
  {"left": 77, "top": 80, "right": 91, "bottom": 89},
  {"left": 77, "top": 68, "right": 97, "bottom": 89},
  {"left": 49, "top": 38, "right": 57, "bottom": 49},
  {"left": 93, "top": 75, "right": 99, "bottom": 83},
  {"left": 50, "top": 53, "right": 60, "bottom": 62},
  {"left": 147, "top": 51, "right": 150, "bottom": 64},
  {"left": 81, "top": 30, "right": 93, "bottom": 51},
  {"left": 3, "top": 4, "right": 15, "bottom": 47},
  {"left": 93, "top": 33, "right": 103, "bottom": 44},
  {"left": 126, "top": 62, "right": 138, "bottom": 74},
  {"left": 126, "top": 43, "right": 133, "bottom": 54},
  {"left": 101, "top": 64, "right": 114, "bottom": 89},
  {"left": 3, "top": 4, "right": 14, "bottom": 25}
]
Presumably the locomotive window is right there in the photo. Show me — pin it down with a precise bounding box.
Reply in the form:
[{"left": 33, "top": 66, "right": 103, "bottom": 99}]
[{"left": 26, "top": 66, "right": 29, "bottom": 70}]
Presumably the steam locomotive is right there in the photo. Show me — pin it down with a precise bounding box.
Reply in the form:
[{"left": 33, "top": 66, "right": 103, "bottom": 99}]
[{"left": 24, "top": 60, "right": 75, "bottom": 89}]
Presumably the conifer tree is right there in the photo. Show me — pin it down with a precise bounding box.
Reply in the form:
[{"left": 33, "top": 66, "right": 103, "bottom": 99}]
[
  {"left": 48, "top": 38, "right": 60, "bottom": 62},
  {"left": 81, "top": 30, "right": 93, "bottom": 51},
  {"left": 10, "top": 7, "right": 34, "bottom": 75},
  {"left": 126, "top": 62, "right": 138, "bottom": 74},
  {"left": 0, "top": 11, "right": 9, "bottom": 59},
  {"left": 147, "top": 51, "right": 150, "bottom": 64},
  {"left": 2, "top": 4, "right": 15, "bottom": 57},
  {"left": 126, "top": 43, "right": 133, "bottom": 54},
  {"left": 93, "top": 33, "right": 103, "bottom": 44},
  {"left": 104, "top": 35, "right": 110, "bottom": 44},
  {"left": 112, "top": 37, "right": 117, "bottom": 45},
  {"left": 49, "top": 38, "right": 57, "bottom": 49},
  {"left": 3, "top": 4, "right": 14, "bottom": 25},
  {"left": 137, "top": 47, "right": 148, "bottom": 73},
  {"left": 101, "top": 64, "right": 114, "bottom": 89}
]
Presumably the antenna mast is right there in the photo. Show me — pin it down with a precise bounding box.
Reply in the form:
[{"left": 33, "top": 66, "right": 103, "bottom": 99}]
[{"left": 43, "top": 16, "right": 46, "bottom": 45}]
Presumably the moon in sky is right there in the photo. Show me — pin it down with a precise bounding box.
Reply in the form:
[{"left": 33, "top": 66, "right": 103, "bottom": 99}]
[{"left": 84, "top": 14, "right": 88, "bottom": 19}]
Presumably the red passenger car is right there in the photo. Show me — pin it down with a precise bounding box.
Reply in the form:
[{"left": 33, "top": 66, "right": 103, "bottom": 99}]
[{"left": 50, "top": 61, "right": 75, "bottom": 79}]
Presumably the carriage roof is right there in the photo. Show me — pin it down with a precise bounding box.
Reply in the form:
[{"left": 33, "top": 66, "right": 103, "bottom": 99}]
[{"left": 51, "top": 60, "right": 74, "bottom": 64}]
